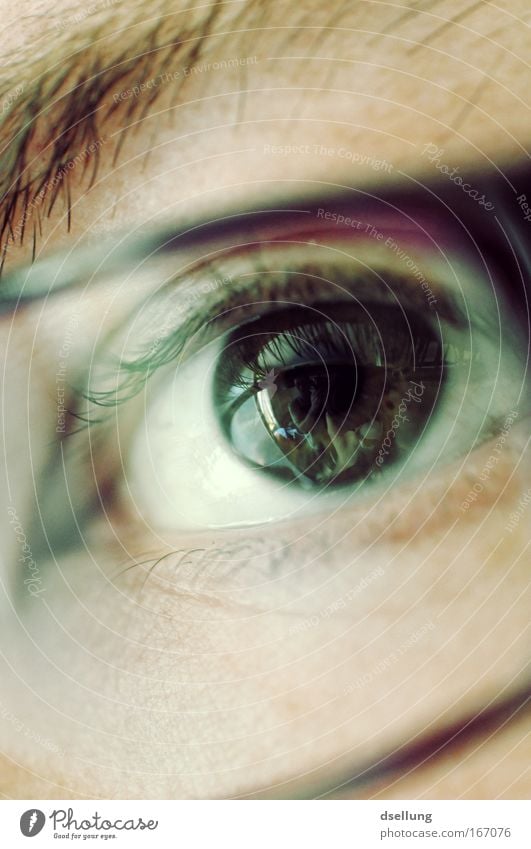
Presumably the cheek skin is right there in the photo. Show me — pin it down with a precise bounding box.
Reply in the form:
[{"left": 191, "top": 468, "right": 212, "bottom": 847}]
[
  {"left": 375, "top": 420, "right": 530, "bottom": 545},
  {"left": 1, "top": 423, "right": 524, "bottom": 799}
]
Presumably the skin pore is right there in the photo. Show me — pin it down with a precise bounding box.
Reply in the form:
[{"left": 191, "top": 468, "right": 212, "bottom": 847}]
[{"left": 0, "top": 0, "right": 529, "bottom": 799}]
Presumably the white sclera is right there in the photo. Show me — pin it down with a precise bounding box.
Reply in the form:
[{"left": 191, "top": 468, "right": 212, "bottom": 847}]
[{"left": 126, "top": 341, "right": 351, "bottom": 529}]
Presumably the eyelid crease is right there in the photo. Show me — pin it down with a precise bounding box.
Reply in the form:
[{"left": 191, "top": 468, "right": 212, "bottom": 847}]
[{"left": 1, "top": 159, "right": 526, "bottom": 310}]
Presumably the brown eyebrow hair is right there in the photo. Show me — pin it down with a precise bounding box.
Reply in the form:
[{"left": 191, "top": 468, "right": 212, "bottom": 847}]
[
  {"left": 0, "top": 0, "right": 497, "bottom": 271},
  {"left": 0, "top": 0, "right": 231, "bottom": 266}
]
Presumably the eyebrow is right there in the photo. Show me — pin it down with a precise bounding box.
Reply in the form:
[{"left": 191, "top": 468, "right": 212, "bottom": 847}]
[
  {"left": 0, "top": 0, "right": 509, "bottom": 273},
  {"left": 0, "top": 0, "right": 230, "bottom": 263}
]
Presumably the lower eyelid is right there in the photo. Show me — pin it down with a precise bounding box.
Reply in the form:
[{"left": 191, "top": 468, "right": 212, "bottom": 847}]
[
  {"left": 101, "top": 528, "right": 295, "bottom": 609},
  {"left": 101, "top": 432, "right": 525, "bottom": 620},
  {"left": 251, "top": 414, "right": 525, "bottom": 548},
  {"left": 373, "top": 428, "right": 527, "bottom": 546}
]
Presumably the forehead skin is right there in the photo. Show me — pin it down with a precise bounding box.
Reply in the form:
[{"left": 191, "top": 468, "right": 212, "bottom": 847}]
[{"left": 0, "top": 0, "right": 529, "bottom": 801}]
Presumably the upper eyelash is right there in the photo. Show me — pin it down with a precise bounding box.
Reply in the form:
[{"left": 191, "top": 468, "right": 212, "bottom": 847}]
[
  {"left": 59, "top": 234, "right": 468, "bottom": 425},
  {"left": 217, "top": 316, "right": 377, "bottom": 391},
  {"left": 78, "top": 290, "right": 448, "bottom": 418},
  {"left": 215, "top": 307, "right": 448, "bottom": 400}
]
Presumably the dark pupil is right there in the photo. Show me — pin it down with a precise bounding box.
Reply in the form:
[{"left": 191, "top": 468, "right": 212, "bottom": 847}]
[
  {"left": 256, "top": 360, "right": 397, "bottom": 485},
  {"left": 286, "top": 363, "right": 359, "bottom": 424},
  {"left": 217, "top": 308, "right": 442, "bottom": 489}
]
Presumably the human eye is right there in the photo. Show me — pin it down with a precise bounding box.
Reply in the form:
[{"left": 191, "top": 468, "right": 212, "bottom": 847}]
[{"left": 69, "top": 203, "right": 524, "bottom": 532}]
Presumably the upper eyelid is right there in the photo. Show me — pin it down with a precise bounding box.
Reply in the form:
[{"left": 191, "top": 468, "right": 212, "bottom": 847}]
[
  {"left": 0, "top": 164, "right": 522, "bottom": 297},
  {"left": 1, "top": 170, "right": 528, "bottom": 375},
  {"left": 0, "top": 184, "right": 457, "bottom": 315},
  {"left": 1, "top": 156, "right": 527, "bottom": 278}
]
